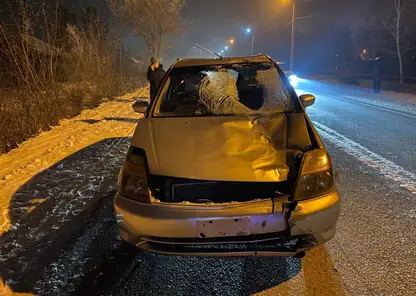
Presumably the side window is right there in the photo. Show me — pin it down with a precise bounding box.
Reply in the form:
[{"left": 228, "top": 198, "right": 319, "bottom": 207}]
[
  {"left": 152, "top": 77, "right": 171, "bottom": 116},
  {"left": 159, "top": 84, "right": 173, "bottom": 113},
  {"left": 154, "top": 72, "right": 207, "bottom": 117}
]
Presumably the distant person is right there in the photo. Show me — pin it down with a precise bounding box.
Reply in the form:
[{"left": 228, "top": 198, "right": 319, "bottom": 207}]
[
  {"left": 147, "top": 57, "right": 165, "bottom": 103},
  {"left": 373, "top": 53, "right": 383, "bottom": 94}
]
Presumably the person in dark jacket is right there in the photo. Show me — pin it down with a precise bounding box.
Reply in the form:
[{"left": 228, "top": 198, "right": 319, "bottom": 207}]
[
  {"left": 147, "top": 57, "right": 166, "bottom": 102},
  {"left": 373, "top": 53, "right": 383, "bottom": 94}
]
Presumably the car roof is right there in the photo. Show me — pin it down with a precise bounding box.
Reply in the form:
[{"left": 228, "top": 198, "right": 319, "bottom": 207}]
[{"left": 172, "top": 54, "right": 276, "bottom": 68}]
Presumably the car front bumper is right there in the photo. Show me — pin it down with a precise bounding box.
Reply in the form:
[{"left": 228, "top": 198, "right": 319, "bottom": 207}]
[{"left": 114, "top": 191, "right": 340, "bottom": 257}]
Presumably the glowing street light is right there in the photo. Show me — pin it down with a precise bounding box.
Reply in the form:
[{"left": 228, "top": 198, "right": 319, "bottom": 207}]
[
  {"left": 220, "top": 50, "right": 224, "bottom": 53},
  {"left": 244, "top": 27, "right": 254, "bottom": 55},
  {"left": 224, "top": 46, "right": 229, "bottom": 50},
  {"left": 284, "top": 0, "right": 319, "bottom": 72},
  {"left": 229, "top": 38, "right": 235, "bottom": 45}
]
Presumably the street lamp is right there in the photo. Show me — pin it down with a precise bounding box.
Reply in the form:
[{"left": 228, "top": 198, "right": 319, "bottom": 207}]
[
  {"left": 245, "top": 27, "right": 254, "bottom": 55},
  {"left": 224, "top": 46, "right": 229, "bottom": 51},
  {"left": 288, "top": 0, "right": 296, "bottom": 73},
  {"left": 286, "top": 1, "right": 322, "bottom": 71},
  {"left": 229, "top": 38, "right": 235, "bottom": 45}
]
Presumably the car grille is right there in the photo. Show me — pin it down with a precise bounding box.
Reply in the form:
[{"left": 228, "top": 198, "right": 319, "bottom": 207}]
[
  {"left": 142, "top": 232, "right": 286, "bottom": 245},
  {"left": 137, "top": 234, "right": 317, "bottom": 256}
]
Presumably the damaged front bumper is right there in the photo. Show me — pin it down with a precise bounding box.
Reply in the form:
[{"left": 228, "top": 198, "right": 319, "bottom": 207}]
[{"left": 114, "top": 191, "right": 340, "bottom": 257}]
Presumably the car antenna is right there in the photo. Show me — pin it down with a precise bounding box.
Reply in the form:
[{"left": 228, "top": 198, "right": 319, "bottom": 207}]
[{"left": 194, "top": 43, "right": 223, "bottom": 59}]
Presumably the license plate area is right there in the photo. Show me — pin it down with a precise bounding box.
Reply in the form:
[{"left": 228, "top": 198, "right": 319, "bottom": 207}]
[{"left": 197, "top": 217, "right": 252, "bottom": 238}]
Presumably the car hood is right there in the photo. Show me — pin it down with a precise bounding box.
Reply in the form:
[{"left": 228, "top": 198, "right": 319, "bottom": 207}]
[{"left": 131, "top": 114, "right": 299, "bottom": 182}]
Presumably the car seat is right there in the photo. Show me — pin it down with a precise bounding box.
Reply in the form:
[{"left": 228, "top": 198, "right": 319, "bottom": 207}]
[{"left": 237, "top": 72, "right": 264, "bottom": 110}]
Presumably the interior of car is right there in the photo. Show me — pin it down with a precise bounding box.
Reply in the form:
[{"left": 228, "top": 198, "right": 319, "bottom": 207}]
[
  {"left": 236, "top": 69, "right": 264, "bottom": 110},
  {"left": 156, "top": 63, "right": 294, "bottom": 117}
]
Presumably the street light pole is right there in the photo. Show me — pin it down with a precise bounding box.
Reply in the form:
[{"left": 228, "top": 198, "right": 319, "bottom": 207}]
[
  {"left": 245, "top": 28, "right": 254, "bottom": 55},
  {"left": 290, "top": 1, "right": 296, "bottom": 73},
  {"left": 251, "top": 35, "right": 254, "bottom": 55}
]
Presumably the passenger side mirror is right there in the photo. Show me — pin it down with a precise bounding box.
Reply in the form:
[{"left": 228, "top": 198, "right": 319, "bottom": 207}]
[
  {"left": 299, "top": 94, "right": 315, "bottom": 108},
  {"left": 132, "top": 99, "right": 149, "bottom": 113}
]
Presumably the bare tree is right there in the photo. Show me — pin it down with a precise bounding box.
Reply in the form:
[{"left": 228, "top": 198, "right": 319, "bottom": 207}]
[
  {"left": 377, "top": 0, "right": 415, "bottom": 84},
  {"left": 109, "top": 0, "right": 185, "bottom": 57},
  {"left": 356, "top": 18, "right": 385, "bottom": 58}
]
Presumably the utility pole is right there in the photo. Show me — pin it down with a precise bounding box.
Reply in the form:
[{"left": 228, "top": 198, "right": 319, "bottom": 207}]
[{"left": 290, "top": 1, "right": 296, "bottom": 73}]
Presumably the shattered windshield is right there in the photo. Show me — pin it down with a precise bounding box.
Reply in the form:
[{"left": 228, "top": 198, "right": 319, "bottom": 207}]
[{"left": 154, "top": 62, "right": 295, "bottom": 117}]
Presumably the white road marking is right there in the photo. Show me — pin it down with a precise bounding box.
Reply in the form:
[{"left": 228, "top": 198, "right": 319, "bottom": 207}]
[{"left": 314, "top": 121, "right": 416, "bottom": 194}]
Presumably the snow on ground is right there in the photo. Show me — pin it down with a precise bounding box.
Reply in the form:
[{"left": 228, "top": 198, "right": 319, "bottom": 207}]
[
  {"left": 34, "top": 221, "right": 106, "bottom": 294},
  {"left": 0, "top": 88, "right": 147, "bottom": 290},
  {"left": 339, "top": 94, "right": 416, "bottom": 117},
  {"left": 300, "top": 78, "right": 416, "bottom": 110},
  {"left": 314, "top": 121, "right": 416, "bottom": 194}
]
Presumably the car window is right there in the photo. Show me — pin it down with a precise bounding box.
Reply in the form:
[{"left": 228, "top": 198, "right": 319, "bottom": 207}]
[{"left": 153, "top": 62, "right": 295, "bottom": 117}]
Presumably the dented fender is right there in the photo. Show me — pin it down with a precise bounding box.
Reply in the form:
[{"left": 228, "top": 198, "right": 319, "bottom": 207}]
[{"left": 288, "top": 191, "right": 341, "bottom": 241}]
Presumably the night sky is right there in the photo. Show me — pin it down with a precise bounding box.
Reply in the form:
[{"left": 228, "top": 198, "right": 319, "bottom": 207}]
[{"left": 63, "top": 0, "right": 372, "bottom": 64}]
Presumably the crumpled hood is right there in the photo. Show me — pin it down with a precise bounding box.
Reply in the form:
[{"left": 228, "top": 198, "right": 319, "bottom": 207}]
[{"left": 131, "top": 114, "right": 296, "bottom": 182}]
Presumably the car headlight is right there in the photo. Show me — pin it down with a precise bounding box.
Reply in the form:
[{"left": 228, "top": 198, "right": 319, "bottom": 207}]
[
  {"left": 118, "top": 148, "right": 151, "bottom": 203},
  {"left": 288, "top": 74, "right": 298, "bottom": 87},
  {"left": 293, "top": 149, "right": 336, "bottom": 201}
]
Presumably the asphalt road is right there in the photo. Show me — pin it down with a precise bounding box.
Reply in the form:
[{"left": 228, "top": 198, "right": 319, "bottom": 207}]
[{"left": 2, "top": 81, "right": 416, "bottom": 296}]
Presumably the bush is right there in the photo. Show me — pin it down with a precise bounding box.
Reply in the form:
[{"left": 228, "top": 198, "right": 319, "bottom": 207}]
[{"left": 0, "top": 86, "right": 79, "bottom": 153}]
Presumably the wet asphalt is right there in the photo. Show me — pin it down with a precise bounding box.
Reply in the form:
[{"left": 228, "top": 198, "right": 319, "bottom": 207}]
[{"left": 2, "top": 81, "right": 416, "bottom": 296}]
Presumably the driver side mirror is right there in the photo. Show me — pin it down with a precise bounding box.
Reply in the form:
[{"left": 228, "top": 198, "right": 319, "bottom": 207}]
[
  {"left": 299, "top": 94, "right": 315, "bottom": 108},
  {"left": 132, "top": 99, "right": 149, "bottom": 113}
]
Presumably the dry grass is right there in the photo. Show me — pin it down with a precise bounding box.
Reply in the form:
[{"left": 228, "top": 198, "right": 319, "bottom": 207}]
[{"left": 0, "top": 1, "right": 146, "bottom": 154}]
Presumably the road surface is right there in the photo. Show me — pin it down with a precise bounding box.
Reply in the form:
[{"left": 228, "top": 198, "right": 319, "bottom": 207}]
[{"left": 0, "top": 81, "right": 415, "bottom": 296}]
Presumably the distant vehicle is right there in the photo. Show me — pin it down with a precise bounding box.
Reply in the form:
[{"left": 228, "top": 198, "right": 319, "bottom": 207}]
[{"left": 114, "top": 55, "right": 340, "bottom": 257}]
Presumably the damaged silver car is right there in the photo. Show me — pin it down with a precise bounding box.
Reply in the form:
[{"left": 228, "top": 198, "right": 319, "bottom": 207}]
[{"left": 114, "top": 55, "right": 340, "bottom": 257}]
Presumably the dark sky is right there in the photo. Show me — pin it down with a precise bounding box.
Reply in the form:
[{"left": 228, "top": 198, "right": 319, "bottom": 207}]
[
  {"left": 63, "top": 0, "right": 372, "bottom": 62},
  {"left": 180, "top": 0, "right": 371, "bottom": 61}
]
